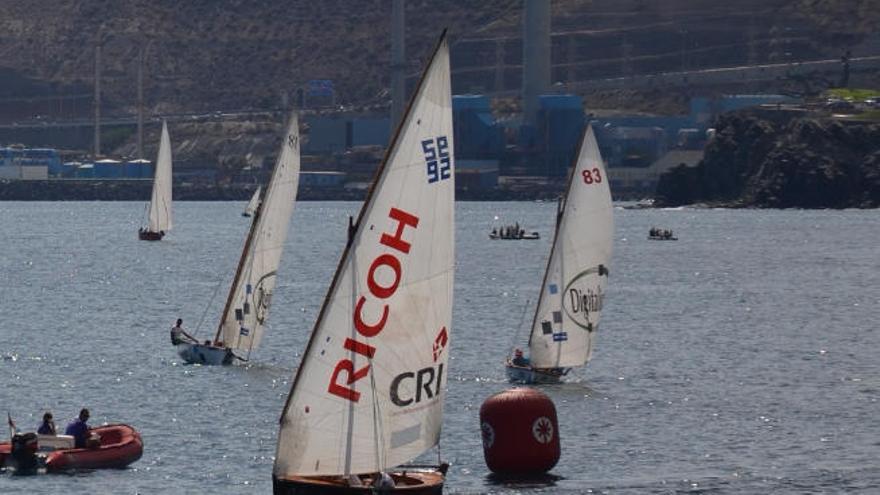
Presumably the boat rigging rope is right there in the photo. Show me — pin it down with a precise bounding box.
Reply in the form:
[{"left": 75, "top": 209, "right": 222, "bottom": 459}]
[
  {"left": 507, "top": 298, "right": 531, "bottom": 354},
  {"left": 193, "top": 275, "right": 226, "bottom": 336}
]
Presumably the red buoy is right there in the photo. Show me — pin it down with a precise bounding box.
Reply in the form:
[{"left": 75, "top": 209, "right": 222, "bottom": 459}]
[{"left": 480, "top": 387, "right": 560, "bottom": 474}]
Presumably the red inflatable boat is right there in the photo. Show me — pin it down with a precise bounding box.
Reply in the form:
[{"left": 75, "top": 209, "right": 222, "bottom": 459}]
[{"left": 0, "top": 424, "right": 142, "bottom": 472}]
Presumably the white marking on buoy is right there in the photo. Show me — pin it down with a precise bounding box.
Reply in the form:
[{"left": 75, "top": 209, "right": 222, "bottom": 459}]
[
  {"left": 481, "top": 421, "right": 495, "bottom": 449},
  {"left": 532, "top": 416, "right": 553, "bottom": 444}
]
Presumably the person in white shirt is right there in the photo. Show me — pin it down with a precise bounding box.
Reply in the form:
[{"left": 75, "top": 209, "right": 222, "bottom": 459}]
[{"left": 170, "top": 318, "right": 198, "bottom": 345}]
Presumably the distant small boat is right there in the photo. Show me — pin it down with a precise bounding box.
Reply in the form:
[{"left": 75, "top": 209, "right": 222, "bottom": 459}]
[
  {"left": 139, "top": 121, "right": 172, "bottom": 241},
  {"left": 489, "top": 225, "right": 539, "bottom": 240},
  {"left": 648, "top": 228, "right": 677, "bottom": 241},
  {"left": 0, "top": 424, "right": 143, "bottom": 472},
  {"left": 242, "top": 186, "right": 261, "bottom": 217}
]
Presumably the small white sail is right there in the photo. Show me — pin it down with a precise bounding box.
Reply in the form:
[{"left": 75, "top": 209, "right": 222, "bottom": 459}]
[
  {"left": 275, "top": 35, "right": 454, "bottom": 478},
  {"left": 147, "top": 121, "right": 173, "bottom": 233},
  {"left": 527, "top": 125, "right": 613, "bottom": 369},
  {"left": 216, "top": 116, "right": 301, "bottom": 352},
  {"left": 243, "top": 186, "right": 261, "bottom": 216}
]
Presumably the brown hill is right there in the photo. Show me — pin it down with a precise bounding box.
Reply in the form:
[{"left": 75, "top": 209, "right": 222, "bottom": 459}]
[{"left": 0, "top": 0, "right": 876, "bottom": 119}]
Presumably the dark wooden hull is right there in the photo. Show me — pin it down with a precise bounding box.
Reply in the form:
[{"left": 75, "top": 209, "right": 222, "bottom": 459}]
[
  {"left": 274, "top": 470, "right": 444, "bottom": 494},
  {"left": 138, "top": 230, "right": 164, "bottom": 241}
]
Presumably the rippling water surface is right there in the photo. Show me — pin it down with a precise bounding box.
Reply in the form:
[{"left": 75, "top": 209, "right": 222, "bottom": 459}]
[{"left": 0, "top": 201, "right": 878, "bottom": 494}]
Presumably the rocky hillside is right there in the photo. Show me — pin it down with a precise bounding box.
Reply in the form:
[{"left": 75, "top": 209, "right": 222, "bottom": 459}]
[
  {"left": 655, "top": 110, "right": 880, "bottom": 208},
  {"left": 0, "top": 0, "right": 876, "bottom": 119}
]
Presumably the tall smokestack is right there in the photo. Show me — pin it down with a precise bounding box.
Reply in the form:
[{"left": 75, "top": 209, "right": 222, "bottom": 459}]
[
  {"left": 94, "top": 40, "right": 102, "bottom": 158},
  {"left": 522, "top": 0, "right": 550, "bottom": 126},
  {"left": 390, "top": 0, "right": 406, "bottom": 127},
  {"left": 137, "top": 43, "right": 144, "bottom": 159}
]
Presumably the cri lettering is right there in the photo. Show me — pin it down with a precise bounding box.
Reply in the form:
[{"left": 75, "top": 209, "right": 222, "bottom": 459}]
[
  {"left": 328, "top": 207, "right": 419, "bottom": 403},
  {"left": 390, "top": 364, "right": 444, "bottom": 407}
]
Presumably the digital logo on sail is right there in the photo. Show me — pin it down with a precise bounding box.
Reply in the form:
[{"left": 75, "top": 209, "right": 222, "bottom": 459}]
[{"left": 562, "top": 264, "right": 608, "bottom": 331}]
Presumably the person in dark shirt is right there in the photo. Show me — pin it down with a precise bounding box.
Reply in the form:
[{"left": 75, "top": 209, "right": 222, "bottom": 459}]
[
  {"left": 37, "top": 411, "right": 56, "bottom": 435},
  {"left": 64, "top": 408, "right": 90, "bottom": 448},
  {"left": 512, "top": 348, "right": 530, "bottom": 367}
]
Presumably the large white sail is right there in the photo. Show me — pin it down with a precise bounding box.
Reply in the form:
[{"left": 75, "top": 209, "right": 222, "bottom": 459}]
[
  {"left": 275, "top": 35, "right": 454, "bottom": 477},
  {"left": 527, "top": 125, "right": 613, "bottom": 369},
  {"left": 147, "top": 121, "right": 173, "bottom": 232},
  {"left": 216, "top": 115, "right": 301, "bottom": 352},
  {"left": 244, "top": 186, "right": 261, "bottom": 216}
]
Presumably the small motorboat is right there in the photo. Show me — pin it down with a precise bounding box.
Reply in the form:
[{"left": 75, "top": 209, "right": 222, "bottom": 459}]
[
  {"left": 489, "top": 225, "right": 540, "bottom": 240},
  {"left": 0, "top": 424, "right": 143, "bottom": 472},
  {"left": 648, "top": 227, "right": 677, "bottom": 241},
  {"left": 138, "top": 228, "right": 164, "bottom": 241}
]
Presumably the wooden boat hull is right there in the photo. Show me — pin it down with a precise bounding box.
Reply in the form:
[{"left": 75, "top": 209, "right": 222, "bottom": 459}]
[
  {"left": 273, "top": 469, "right": 444, "bottom": 494},
  {"left": 505, "top": 360, "right": 566, "bottom": 384},
  {"left": 138, "top": 230, "right": 164, "bottom": 241},
  {"left": 0, "top": 424, "right": 142, "bottom": 472},
  {"left": 648, "top": 235, "right": 677, "bottom": 241},
  {"left": 177, "top": 342, "right": 234, "bottom": 365}
]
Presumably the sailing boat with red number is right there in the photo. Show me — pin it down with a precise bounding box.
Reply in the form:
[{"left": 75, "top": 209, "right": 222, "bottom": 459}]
[
  {"left": 505, "top": 124, "right": 614, "bottom": 384},
  {"left": 273, "top": 31, "right": 454, "bottom": 494}
]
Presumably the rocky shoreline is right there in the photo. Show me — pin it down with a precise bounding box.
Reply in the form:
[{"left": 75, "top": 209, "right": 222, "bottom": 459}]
[{"left": 655, "top": 110, "right": 880, "bottom": 209}]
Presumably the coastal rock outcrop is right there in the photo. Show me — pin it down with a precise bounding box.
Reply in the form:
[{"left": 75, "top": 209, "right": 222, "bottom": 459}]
[{"left": 655, "top": 111, "right": 880, "bottom": 208}]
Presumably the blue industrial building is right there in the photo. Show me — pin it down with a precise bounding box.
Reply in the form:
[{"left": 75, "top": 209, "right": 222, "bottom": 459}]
[
  {"left": 452, "top": 95, "right": 504, "bottom": 160},
  {"left": 1, "top": 147, "right": 62, "bottom": 175}
]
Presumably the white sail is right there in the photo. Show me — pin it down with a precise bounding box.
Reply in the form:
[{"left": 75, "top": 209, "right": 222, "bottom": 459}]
[
  {"left": 216, "top": 116, "right": 301, "bottom": 352},
  {"left": 244, "top": 186, "right": 261, "bottom": 216},
  {"left": 147, "top": 121, "right": 173, "bottom": 232},
  {"left": 527, "top": 125, "right": 613, "bottom": 369},
  {"left": 275, "top": 35, "right": 454, "bottom": 478}
]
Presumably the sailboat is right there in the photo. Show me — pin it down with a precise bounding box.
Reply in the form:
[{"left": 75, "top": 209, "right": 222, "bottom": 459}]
[
  {"left": 505, "top": 125, "right": 614, "bottom": 384},
  {"left": 138, "top": 120, "right": 173, "bottom": 241},
  {"left": 243, "top": 186, "right": 262, "bottom": 217},
  {"left": 273, "top": 31, "right": 454, "bottom": 494},
  {"left": 175, "top": 114, "right": 301, "bottom": 365}
]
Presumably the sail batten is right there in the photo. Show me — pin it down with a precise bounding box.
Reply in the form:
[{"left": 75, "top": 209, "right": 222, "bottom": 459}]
[
  {"left": 146, "top": 121, "right": 172, "bottom": 233},
  {"left": 527, "top": 126, "right": 614, "bottom": 369},
  {"left": 275, "top": 33, "right": 454, "bottom": 478},
  {"left": 216, "top": 115, "right": 301, "bottom": 352}
]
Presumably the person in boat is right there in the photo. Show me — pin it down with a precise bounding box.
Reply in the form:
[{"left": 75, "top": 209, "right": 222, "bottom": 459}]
[
  {"left": 64, "top": 408, "right": 90, "bottom": 448},
  {"left": 373, "top": 471, "right": 396, "bottom": 490},
  {"left": 512, "top": 348, "right": 529, "bottom": 367},
  {"left": 37, "top": 411, "right": 56, "bottom": 435},
  {"left": 170, "top": 318, "right": 198, "bottom": 346}
]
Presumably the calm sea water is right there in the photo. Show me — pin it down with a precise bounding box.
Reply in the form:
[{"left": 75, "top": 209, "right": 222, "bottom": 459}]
[{"left": 0, "top": 201, "right": 877, "bottom": 494}]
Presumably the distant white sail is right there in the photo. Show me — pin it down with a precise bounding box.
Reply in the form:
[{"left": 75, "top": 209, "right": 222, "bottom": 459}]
[
  {"left": 275, "top": 36, "right": 454, "bottom": 478},
  {"left": 243, "top": 186, "right": 261, "bottom": 217},
  {"left": 147, "top": 121, "right": 173, "bottom": 233},
  {"left": 216, "top": 116, "right": 301, "bottom": 352},
  {"left": 527, "top": 126, "right": 613, "bottom": 369}
]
